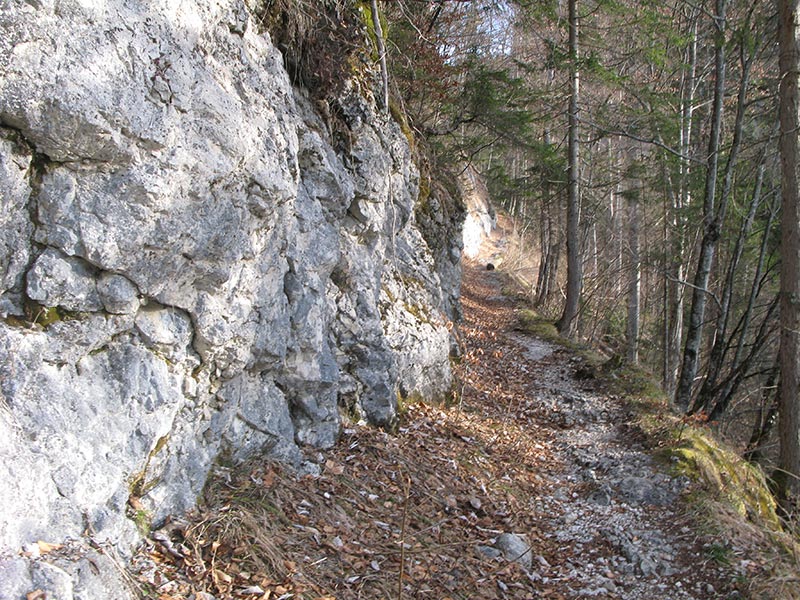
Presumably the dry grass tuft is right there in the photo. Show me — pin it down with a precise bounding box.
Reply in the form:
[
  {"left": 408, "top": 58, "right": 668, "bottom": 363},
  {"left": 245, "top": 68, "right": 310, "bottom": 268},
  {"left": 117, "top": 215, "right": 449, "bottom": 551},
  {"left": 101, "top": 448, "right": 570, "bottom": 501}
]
[{"left": 252, "top": 0, "right": 365, "bottom": 100}]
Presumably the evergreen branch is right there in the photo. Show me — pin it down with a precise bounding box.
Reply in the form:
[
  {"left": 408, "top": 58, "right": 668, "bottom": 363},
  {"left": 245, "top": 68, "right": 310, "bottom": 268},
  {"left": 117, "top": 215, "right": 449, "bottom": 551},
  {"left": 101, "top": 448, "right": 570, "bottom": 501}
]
[{"left": 582, "top": 118, "right": 705, "bottom": 164}]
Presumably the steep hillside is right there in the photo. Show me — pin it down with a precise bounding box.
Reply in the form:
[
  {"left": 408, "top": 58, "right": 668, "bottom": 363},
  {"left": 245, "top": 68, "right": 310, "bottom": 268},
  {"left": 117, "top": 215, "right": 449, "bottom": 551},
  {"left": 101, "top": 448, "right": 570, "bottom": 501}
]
[{"left": 0, "top": 1, "right": 463, "bottom": 596}]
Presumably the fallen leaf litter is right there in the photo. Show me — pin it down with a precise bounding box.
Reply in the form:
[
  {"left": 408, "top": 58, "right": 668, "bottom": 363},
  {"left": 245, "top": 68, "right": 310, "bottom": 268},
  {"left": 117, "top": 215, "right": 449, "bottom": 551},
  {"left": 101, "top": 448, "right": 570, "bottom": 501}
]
[{"left": 129, "top": 263, "right": 745, "bottom": 599}]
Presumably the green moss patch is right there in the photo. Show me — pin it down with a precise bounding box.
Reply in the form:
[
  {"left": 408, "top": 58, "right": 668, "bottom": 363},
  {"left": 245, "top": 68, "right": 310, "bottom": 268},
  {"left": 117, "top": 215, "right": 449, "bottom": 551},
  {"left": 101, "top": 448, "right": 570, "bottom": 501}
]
[
  {"left": 515, "top": 309, "right": 559, "bottom": 342},
  {"left": 670, "top": 428, "right": 780, "bottom": 530}
]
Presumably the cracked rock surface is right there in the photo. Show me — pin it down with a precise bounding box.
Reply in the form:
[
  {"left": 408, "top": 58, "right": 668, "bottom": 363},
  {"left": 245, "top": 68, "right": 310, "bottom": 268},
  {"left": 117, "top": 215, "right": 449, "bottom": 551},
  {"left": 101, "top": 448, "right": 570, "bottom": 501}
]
[{"left": 0, "top": 0, "right": 463, "bottom": 595}]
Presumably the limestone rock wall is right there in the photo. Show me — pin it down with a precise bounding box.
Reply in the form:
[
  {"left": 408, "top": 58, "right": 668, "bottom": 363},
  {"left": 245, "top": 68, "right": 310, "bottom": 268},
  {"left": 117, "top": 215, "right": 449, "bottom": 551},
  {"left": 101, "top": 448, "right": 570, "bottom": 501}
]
[
  {"left": 461, "top": 166, "right": 496, "bottom": 259},
  {"left": 0, "top": 1, "right": 461, "bottom": 595}
]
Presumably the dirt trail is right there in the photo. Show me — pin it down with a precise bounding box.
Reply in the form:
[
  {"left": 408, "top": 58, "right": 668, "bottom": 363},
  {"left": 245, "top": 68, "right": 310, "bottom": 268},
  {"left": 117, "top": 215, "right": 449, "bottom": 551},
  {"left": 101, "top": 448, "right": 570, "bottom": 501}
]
[
  {"left": 134, "top": 256, "right": 743, "bottom": 599},
  {"left": 458, "top": 262, "right": 740, "bottom": 599}
]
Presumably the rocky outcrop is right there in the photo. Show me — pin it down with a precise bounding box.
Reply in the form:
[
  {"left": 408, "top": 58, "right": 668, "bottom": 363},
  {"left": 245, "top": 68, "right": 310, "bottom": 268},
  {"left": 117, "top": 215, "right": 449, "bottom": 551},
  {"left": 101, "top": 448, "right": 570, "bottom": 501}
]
[
  {"left": 461, "top": 165, "right": 496, "bottom": 259},
  {"left": 0, "top": 1, "right": 462, "bottom": 596}
]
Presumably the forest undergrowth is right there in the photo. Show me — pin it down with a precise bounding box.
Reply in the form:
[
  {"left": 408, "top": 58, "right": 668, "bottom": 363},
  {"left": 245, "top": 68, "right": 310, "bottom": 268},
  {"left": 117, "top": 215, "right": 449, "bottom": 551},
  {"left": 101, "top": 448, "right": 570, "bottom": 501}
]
[{"left": 128, "top": 226, "right": 800, "bottom": 600}]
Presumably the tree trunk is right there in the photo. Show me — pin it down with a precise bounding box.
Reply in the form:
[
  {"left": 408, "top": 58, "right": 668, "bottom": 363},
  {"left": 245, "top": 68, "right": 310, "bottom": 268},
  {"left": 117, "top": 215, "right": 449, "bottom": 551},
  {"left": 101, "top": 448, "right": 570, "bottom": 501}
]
[
  {"left": 692, "top": 163, "right": 763, "bottom": 415},
  {"left": 664, "top": 7, "right": 699, "bottom": 398},
  {"left": 675, "top": 0, "right": 728, "bottom": 410},
  {"left": 626, "top": 186, "right": 641, "bottom": 364},
  {"left": 536, "top": 195, "right": 552, "bottom": 300},
  {"left": 557, "top": 0, "right": 582, "bottom": 337},
  {"left": 612, "top": 160, "right": 624, "bottom": 298},
  {"left": 536, "top": 133, "right": 554, "bottom": 305},
  {"left": 547, "top": 223, "right": 562, "bottom": 307},
  {"left": 691, "top": 15, "right": 759, "bottom": 416},
  {"left": 778, "top": 0, "right": 800, "bottom": 507},
  {"left": 371, "top": 0, "right": 389, "bottom": 114}
]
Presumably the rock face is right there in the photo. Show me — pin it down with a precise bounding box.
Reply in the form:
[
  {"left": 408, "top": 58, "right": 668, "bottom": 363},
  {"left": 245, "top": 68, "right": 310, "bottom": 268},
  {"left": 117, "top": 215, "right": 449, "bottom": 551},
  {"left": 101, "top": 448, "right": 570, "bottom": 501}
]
[
  {"left": 460, "top": 165, "right": 495, "bottom": 259},
  {"left": 0, "top": 0, "right": 461, "bottom": 594}
]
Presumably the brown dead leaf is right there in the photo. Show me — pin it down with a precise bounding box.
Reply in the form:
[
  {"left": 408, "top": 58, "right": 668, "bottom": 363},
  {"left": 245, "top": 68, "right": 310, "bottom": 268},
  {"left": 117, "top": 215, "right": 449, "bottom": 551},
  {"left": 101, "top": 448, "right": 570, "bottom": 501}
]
[
  {"left": 282, "top": 560, "right": 297, "bottom": 572},
  {"left": 36, "top": 541, "right": 63, "bottom": 554},
  {"left": 324, "top": 460, "right": 344, "bottom": 475},
  {"left": 261, "top": 469, "right": 276, "bottom": 488},
  {"left": 26, "top": 591, "right": 46, "bottom": 600},
  {"left": 212, "top": 568, "right": 232, "bottom": 585}
]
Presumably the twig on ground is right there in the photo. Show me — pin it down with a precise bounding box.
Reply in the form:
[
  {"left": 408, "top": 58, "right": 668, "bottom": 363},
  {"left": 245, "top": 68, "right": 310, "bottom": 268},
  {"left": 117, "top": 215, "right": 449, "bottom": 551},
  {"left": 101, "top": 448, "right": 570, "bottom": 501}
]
[{"left": 397, "top": 472, "right": 412, "bottom": 600}]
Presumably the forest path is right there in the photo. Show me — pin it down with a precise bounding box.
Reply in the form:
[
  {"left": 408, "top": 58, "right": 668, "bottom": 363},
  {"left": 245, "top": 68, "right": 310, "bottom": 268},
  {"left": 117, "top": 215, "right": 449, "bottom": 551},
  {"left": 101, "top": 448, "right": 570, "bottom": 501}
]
[
  {"left": 133, "top": 249, "right": 742, "bottom": 600},
  {"left": 454, "top": 260, "right": 738, "bottom": 599}
]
